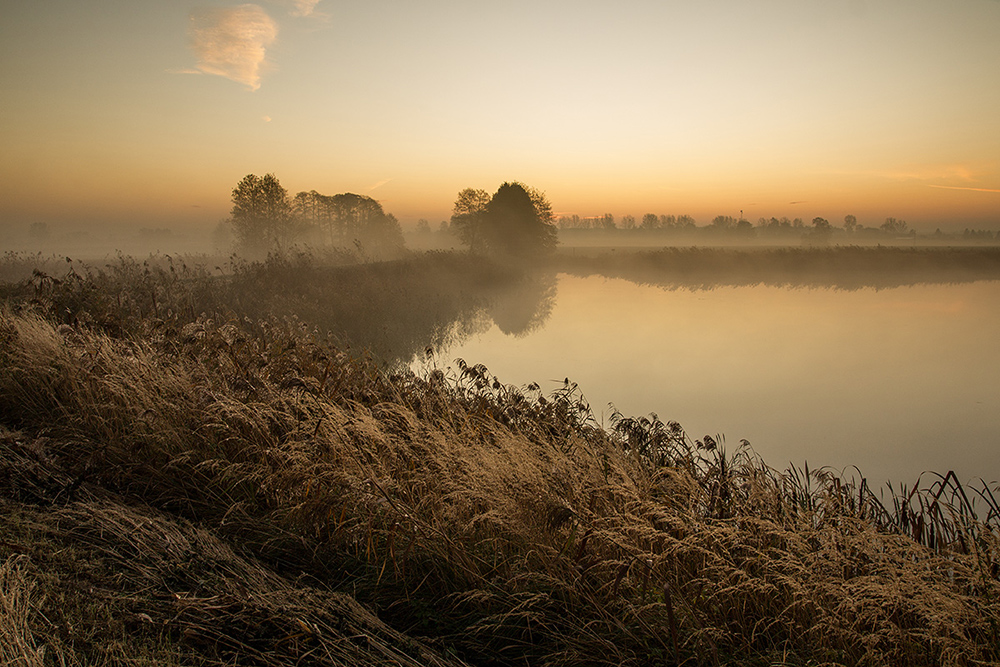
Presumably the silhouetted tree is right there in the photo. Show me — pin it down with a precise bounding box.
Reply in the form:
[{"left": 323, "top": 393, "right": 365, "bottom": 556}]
[
  {"left": 812, "top": 217, "right": 832, "bottom": 232},
  {"left": 735, "top": 218, "right": 755, "bottom": 237},
  {"left": 450, "top": 188, "right": 491, "bottom": 252},
  {"left": 881, "top": 217, "right": 908, "bottom": 235},
  {"left": 230, "top": 173, "right": 293, "bottom": 254},
  {"left": 484, "top": 182, "right": 558, "bottom": 257},
  {"left": 677, "top": 214, "right": 696, "bottom": 229},
  {"left": 525, "top": 185, "right": 555, "bottom": 228},
  {"left": 711, "top": 215, "right": 736, "bottom": 230},
  {"left": 844, "top": 214, "right": 857, "bottom": 233},
  {"left": 453, "top": 183, "right": 557, "bottom": 258},
  {"left": 810, "top": 217, "right": 832, "bottom": 244}
]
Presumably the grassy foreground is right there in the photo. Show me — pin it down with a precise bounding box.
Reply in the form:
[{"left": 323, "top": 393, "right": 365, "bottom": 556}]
[{"left": 1, "top": 251, "right": 999, "bottom": 666}]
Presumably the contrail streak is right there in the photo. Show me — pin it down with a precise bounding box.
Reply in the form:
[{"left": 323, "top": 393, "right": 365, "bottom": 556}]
[{"left": 927, "top": 185, "right": 1000, "bottom": 193}]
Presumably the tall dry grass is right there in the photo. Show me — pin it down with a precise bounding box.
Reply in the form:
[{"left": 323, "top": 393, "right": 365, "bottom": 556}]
[
  {"left": 2, "top": 304, "right": 999, "bottom": 666},
  {"left": 0, "top": 555, "right": 47, "bottom": 667},
  {"left": 1, "top": 250, "right": 999, "bottom": 665},
  {"left": 0, "top": 249, "right": 525, "bottom": 365}
]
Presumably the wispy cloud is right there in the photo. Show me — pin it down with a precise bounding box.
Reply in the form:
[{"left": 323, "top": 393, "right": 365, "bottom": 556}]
[
  {"left": 367, "top": 179, "right": 392, "bottom": 192},
  {"left": 831, "top": 164, "right": 1000, "bottom": 193},
  {"left": 188, "top": 5, "right": 278, "bottom": 91},
  {"left": 927, "top": 185, "right": 1000, "bottom": 194},
  {"left": 871, "top": 164, "right": 979, "bottom": 183},
  {"left": 863, "top": 164, "right": 1000, "bottom": 194},
  {"left": 288, "top": 0, "right": 322, "bottom": 17}
]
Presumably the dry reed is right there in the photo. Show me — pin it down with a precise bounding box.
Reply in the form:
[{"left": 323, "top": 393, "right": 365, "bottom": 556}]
[{"left": 1, "top": 251, "right": 999, "bottom": 666}]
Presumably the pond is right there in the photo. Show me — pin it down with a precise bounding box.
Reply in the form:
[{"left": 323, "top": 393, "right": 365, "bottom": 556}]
[{"left": 415, "top": 273, "right": 1000, "bottom": 488}]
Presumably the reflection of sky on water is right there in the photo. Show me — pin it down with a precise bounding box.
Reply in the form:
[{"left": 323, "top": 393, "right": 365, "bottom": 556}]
[{"left": 421, "top": 274, "right": 1000, "bottom": 487}]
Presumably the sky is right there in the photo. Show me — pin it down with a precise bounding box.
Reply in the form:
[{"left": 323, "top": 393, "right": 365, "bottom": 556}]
[{"left": 2, "top": 0, "right": 999, "bottom": 234}]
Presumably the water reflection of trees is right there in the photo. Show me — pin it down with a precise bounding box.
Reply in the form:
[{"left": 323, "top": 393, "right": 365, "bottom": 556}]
[
  {"left": 225, "top": 253, "right": 558, "bottom": 366},
  {"left": 488, "top": 272, "right": 557, "bottom": 337},
  {"left": 553, "top": 246, "right": 1000, "bottom": 291}
]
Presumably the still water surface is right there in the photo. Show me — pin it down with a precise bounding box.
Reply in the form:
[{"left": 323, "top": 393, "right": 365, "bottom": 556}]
[{"left": 418, "top": 275, "right": 1000, "bottom": 487}]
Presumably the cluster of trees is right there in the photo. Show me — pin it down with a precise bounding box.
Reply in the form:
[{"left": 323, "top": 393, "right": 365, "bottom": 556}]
[
  {"left": 960, "top": 228, "right": 997, "bottom": 241},
  {"left": 291, "top": 189, "right": 404, "bottom": 257},
  {"left": 557, "top": 213, "right": 697, "bottom": 231},
  {"left": 228, "top": 176, "right": 558, "bottom": 260},
  {"left": 450, "top": 182, "right": 557, "bottom": 258},
  {"left": 745, "top": 215, "right": 908, "bottom": 241},
  {"left": 228, "top": 173, "right": 404, "bottom": 258},
  {"left": 554, "top": 211, "right": 921, "bottom": 241}
]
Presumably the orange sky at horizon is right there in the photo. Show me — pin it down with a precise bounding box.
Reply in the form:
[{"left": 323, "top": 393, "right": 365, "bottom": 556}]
[{"left": 2, "top": 0, "right": 998, "bottom": 235}]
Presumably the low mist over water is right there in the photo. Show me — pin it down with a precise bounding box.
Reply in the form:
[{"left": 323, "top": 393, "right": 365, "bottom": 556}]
[{"left": 417, "top": 272, "right": 1000, "bottom": 488}]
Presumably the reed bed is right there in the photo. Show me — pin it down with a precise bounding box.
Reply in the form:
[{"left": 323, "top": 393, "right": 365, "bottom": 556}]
[{"left": 1, "top": 251, "right": 999, "bottom": 666}]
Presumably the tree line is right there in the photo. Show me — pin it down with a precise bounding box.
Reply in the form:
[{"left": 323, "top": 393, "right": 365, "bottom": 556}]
[
  {"left": 226, "top": 173, "right": 405, "bottom": 259},
  {"left": 226, "top": 173, "right": 996, "bottom": 259},
  {"left": 553, "top": 211, "right": 921, "bottom": 240}
]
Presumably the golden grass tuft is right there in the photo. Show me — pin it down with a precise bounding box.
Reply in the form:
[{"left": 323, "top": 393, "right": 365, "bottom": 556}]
[{"left": 0, "top": 555, "right": 47, "bottom": 667}]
